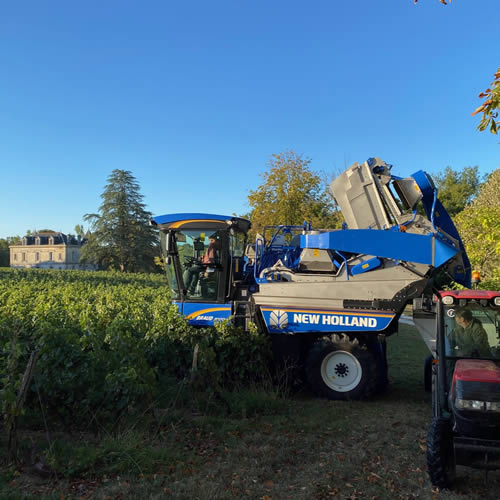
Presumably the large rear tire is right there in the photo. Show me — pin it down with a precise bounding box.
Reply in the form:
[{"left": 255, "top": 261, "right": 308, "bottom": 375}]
[
  {"left": 427, "top": 417, "right": 456, "bottom": 488},
  {"left": 305, "top": 334, "right": 378, "bottom": 400}
]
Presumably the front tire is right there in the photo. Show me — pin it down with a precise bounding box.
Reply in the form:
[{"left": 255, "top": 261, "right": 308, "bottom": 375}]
[
  {"left": 427, "top": 417, "right": 456, "bottom": 488},
  {"left": 305, "top": 334, "right": 378, "bottom": 400}
]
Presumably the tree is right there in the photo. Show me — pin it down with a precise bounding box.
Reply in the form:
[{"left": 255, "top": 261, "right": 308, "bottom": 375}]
[
  {"left": 0, "top": 236, "right": 21, "bottom": 267},
  {"left": 81, "top": 170, "right": 159, "bottom": 272},
  {"left": 433, "top": 166, "right": 482, "bottom": 217},
  {"left": 247, "top": 150, "right": 341, "bottom": 237},
  {"left": 472, "top": 68, "right": 500, "bottom": 136},
  {"left": 455, "top": 168, "right": 500, "bottom": 283},
  {"left": 0, "top": 239, "right": 10, "bottom": 267},
  {"left": 74, "top": 224, "right": 86, "bottom": 238}
]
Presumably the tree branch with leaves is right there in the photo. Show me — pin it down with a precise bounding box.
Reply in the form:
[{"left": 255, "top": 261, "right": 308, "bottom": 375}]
[{"left": 472, "top": 68, "right": 500, "bottom": 135}]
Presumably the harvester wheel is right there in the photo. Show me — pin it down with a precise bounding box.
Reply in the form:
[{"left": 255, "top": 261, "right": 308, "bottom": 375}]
[
  {"left": 427, "top": 417, "right": 456, "bottom": 489},
  {"left": 305, "top": 335, "right": 378, "bottom": 400}
]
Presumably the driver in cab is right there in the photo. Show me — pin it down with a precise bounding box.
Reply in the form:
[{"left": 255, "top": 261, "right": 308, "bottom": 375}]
[
  {"left": 184, "top": 234, "right": 220, "bottom": 295},
  {"left": 448, "top": 308, "right": 491, "bottom": 358}
]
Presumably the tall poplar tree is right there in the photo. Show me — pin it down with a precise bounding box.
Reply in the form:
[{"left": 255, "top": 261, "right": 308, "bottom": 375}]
[{"left": 81, "top": 170, "right": 158, "bottom": 272}]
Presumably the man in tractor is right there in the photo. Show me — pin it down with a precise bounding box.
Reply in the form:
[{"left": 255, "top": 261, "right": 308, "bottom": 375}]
[
  {"left": 448, "top": 308, "right": 491, "bottom": 358},
  {"left": 183, "top": 233, "right": 220, "bottom": 296}
]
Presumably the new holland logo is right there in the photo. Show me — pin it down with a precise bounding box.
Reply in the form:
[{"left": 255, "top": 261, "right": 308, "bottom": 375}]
[{"left": 269, "top": 310, "right": 288, "bottom": 329}]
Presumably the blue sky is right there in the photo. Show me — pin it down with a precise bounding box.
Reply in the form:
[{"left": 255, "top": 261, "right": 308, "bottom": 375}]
[{"left": 0, "top": 0, "right": 498, "bottom": 238}]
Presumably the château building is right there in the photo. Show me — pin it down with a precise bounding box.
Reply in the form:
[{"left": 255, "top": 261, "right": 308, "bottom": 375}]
[{"left": 9, "top": 231, "right": 94, "bottom": 270}]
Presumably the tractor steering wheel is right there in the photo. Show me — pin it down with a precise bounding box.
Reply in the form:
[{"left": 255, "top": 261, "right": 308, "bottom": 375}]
[{"left": 183, "top": 256, "right": 201, "bottom": 268}]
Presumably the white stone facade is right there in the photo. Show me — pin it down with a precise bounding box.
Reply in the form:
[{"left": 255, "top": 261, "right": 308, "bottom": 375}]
[{"left": 9, "top": 232, "right": 95, "bottom": 270}]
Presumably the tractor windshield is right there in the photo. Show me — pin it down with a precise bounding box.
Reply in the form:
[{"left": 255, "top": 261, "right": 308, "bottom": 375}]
[
  {"left": 443, "top": 304, "right": 500, "bottom": 360},
  {"left": 166, "top": 228, "right": 222, "bottom": 301}
]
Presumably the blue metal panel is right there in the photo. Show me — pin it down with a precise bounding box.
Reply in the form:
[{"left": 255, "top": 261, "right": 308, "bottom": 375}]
[
  {"left": 182, "top": 302, "right": 232, "bottom": 326},
  {"left": 411, "top": 170, "right": 435, "bottom": 199},
  {"left": 351, "top": 257, "right": 382, "bottom": 275},
  {"left": 300, "top": 229, "right": 459, "bottom": 267},
  {"left": 411, "top": 171, "right": 471, "bottom": 287},
  {"left": 260, "top": 306, "right": 395, "bottom": 334}
]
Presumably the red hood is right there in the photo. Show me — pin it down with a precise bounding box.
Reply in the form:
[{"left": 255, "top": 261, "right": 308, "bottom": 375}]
[
  {"left": 453, "top": 359, "right": 500, "bottom": 384},
  {"left": 440, "top": 290, "right": 500, "bottom": 300}
]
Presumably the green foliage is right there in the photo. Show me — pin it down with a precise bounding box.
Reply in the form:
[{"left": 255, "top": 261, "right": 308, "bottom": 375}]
[
  {"left": 455, "top": 169, "right": 500, "bottom": 283},
  {"left": 0, "top": 236, "right": 20, "bottom": 268},
  {"left": 81, "top": 169, "right": 159, "bottom": 272},
  {"left": 0, "top": 240, "right": 9, "bottom": 267},
  {"left": 4, "top": 324, "right": 452, "bottom": 500},
  {"left": 247, "top": 150, "right": 341, "bottom": 237},
  {"left": 472, "top": 67, "right": 500, "bottom": 136},
  {"left": 433, "top": 166, "right": 482, "bottom": 217},
  {"left": 0, "top": 269, "right": 272, "bottom": 430}
]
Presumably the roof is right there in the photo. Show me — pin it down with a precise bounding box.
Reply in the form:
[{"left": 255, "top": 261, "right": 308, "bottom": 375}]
[
  {"left": 13, "top": 232, "right": 83, "bottom": 246},
  {"left": 151, "top": 213, "right": 251, "bottom": 232}
]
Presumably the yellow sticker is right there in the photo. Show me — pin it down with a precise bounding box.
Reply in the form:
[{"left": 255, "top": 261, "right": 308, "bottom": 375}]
[
  {"left": 362, "top": 263, "right": 369, "bottom": 269},
  {"left": 313, "top": 249, "right": 319, "bottom": 257}
]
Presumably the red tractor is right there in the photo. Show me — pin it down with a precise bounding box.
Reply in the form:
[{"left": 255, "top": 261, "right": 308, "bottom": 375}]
[{"left": 425, "top": 289, "right": 500, "bottom": 488}]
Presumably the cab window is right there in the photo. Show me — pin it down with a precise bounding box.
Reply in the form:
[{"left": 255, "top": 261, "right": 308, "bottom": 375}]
[
  {"left": 444, "top": 305, "right": 500, "bottom": 359},
  {"left": 177, "top": 229, "right": 221, "bottom": 300},
  {"left": 229, "top": 230, "right": 246, "bottom": 258}
]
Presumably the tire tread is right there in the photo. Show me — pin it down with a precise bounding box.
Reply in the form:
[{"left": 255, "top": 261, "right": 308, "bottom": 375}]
[{"left": 427, "top": 417, "right": 456, "bottom": 488}]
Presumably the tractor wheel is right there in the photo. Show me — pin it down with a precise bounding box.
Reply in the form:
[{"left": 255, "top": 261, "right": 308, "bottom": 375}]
[
  {"left": 427, "top": 417, "right": 456, "bottom": 489},
  {"left": 305, "top": 335, "right": 378, "bottom": 400}
]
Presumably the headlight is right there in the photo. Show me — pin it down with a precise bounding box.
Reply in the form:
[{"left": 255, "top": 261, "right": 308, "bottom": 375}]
[
  {"left": 442, "top": 295, "right": 454, "bottom": 305},
  {"left": 456, "top": 399, "right": 500, "bottom": 412},
  {"left": 456, "top": 399, "right": 485, "bottom": 410},
  {"left": 494, "top": 297, "right": 500, "bottom": 306},
  {"left": 486, "top": 402, "right": 500, "bottom": 412}
]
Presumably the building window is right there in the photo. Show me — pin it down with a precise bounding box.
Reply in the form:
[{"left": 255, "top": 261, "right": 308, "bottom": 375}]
[
  {"left": 14, "top": 254, "right": 17, "bottom": 261},
  {"left": 49, "top": 252, "right": 53, "bottom": 261},
  {"left": 36, "top": 252, "right": 40, "bottom": 261},
  {"left": 58, "top": 253, "right": 62, "bottom": 261},
  {"left": 22, "top": 253, "right": 26, "bottom": 262}
]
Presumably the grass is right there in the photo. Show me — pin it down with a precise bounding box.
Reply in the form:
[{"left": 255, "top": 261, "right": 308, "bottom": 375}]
[{"left": 2, "top": 324, "right": 500, "bottom": 499}]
